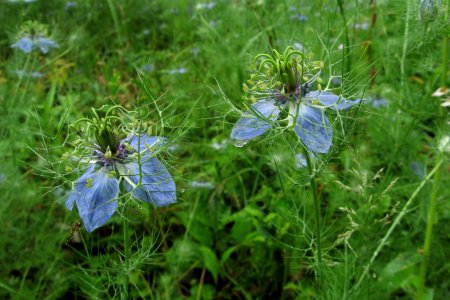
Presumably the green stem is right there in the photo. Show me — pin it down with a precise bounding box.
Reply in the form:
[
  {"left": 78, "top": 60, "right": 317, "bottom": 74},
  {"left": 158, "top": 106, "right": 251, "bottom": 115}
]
[
  {"left": 107, "top": 0, "right": 124, "bottom": 46},
  {"left": 122, "top": 209, "right": 130, "bottom": 299},
  {"left": 416, "top": 155, "right": 443, "bottom": 300},
  {"left": 417, "top": 5, "right": 448, "bottom": 296},
  {"left": 336, "top": 0, "right": 351, "bottom": 76},
  {"left": 441, "top": 38, "right": 448, "bottom": 88},
  {"left": 303, "top": 147, "right": 322, "bottom": 265},
  {"left": 400, "top": 1, "right": 412, "bottom": 93}
]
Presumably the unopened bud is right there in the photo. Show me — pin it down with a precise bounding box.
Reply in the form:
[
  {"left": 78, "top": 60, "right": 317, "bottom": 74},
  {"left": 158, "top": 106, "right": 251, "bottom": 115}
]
[{"left": 419, "top": 0, "right": 440, "bottom": 23}]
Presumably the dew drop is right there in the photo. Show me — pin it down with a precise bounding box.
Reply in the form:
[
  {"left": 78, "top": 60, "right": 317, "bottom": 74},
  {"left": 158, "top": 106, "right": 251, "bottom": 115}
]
[{"left": 231, "top": 138, "right": 248, "bottom": 148}]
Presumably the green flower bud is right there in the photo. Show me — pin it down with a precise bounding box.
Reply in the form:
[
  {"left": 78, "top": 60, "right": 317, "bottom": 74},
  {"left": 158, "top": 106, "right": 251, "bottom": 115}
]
[{"left": 419, "top": 0, "right": 440, "bottom": 22}]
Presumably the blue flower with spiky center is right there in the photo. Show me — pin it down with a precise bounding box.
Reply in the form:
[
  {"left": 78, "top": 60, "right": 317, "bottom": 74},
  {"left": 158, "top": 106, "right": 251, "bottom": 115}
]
[
  {"left": 230, "top": 47, "right": 362, "bottom": 153},
  {"left": 65, "top": 107, "right": 176, "bottom": 232}
]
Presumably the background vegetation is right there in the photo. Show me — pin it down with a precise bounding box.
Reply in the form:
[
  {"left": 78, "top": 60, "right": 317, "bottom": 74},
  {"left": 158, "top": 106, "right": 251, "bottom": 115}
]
[{"left": 0, "top": 0, "right": 448, "bottom": 299}]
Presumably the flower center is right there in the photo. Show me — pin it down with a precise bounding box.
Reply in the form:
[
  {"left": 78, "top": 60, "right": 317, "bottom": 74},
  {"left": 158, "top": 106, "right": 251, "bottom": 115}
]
[{"left": 95, "top": 141, "right": 135, "bottom": 167}]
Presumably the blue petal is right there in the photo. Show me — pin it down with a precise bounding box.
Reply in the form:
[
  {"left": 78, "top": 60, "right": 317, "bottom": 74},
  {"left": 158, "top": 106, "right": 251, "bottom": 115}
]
[
  {"left": 230, "top": 99, "right": 280, "bottom": 146},
  {"left": 121, "top": 157, "right": 176, "bottom": 206},
  {"left": 294, "top": 104, "right": 333, "bottom": 153},
  {"left": 11, "top": 37, "right": 34, "bottom": 53},
  {"left": 66, "top": 165, "right": 119, "bottom": 232},
  {"left": 125, "top": 134, "right": 166, "bottom": 153},
  {"left": 36, "top": 37, "right": 58, "bottom": 54},
  {"left": 66, "top": 165, "right": 95, "bottom": 211},
  {"left": 305, "top": 91, "right": 362, "bottom": 110}
]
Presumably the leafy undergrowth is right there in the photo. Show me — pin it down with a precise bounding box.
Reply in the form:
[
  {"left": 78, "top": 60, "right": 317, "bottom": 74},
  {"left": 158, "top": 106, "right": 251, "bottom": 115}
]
[{"left": 0, "top": 0, "right": 448, "bottom": 299}]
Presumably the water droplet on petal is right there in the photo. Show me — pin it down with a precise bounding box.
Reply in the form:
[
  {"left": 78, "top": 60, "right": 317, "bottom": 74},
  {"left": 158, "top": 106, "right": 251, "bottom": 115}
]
[{"left": 231, "top": 138, "right": 248, "bottom": 148}]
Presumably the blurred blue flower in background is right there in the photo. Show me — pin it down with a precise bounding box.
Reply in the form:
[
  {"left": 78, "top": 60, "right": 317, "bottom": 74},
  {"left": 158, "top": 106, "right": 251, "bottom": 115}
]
[
  {"left": 411, "top": 161, "right": 426, "bottom": 179},
  {"left": 290, "top": 14, "right": 308, "bottom": 22},
  {"left": 15, "top": 69, "right": 43, "bottom": 79},
  {"left": 369, "top": 97, "right": 388, "bottom": 109},
  {"left": 168, "top": 67, "right": 188, "bottom": 74},
  {"left": 36, "top": 37, "right": 58, "bottom": 53},
  {"left": 12, "top": 35, "right": 58, "bottom": 54},
  {"left": 293, "top": 42, "right": 305, "bottom": 52},
  {"left": 354, "top": 23, "right": 369, "bottom": 31},
  {"left": 195, "top": 2, "right": 215, "bottom": 10},
  {"left": 64, "top": 1, "right": 77, "bottom": 11},
  {"left": 11, "top": 37, "right": 34, "bottom": 53},
  {"left": 66, "top": 134, "right": 176, "bottom": 232},
  {"left": 7, "top": 0, "right": 37, "bottom": 3},
  {"left": 331, "top": 77, "right": 342, "bottom": 87},
  {"left": 142, "top": 64, "right": 154, "bottom": 72}
]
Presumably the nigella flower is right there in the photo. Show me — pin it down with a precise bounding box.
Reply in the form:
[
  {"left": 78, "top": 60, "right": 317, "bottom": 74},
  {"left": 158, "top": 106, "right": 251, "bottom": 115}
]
[
  {"left": 290, "top": 14, "right": 308, "bottom": 22},
  {"left": 354, "top": 23, "right": 369, "bottom": 31},
  {"left": 293, "top": 42, "right": 305, "bottom": 52},
  {"left": 36, "top": 37, "right": 59, "bottom": 53},
  {"left": 411, "top": 161, "right": 426, "bottom": 179},
  {"left": 230, "top": 47, "right": 362, "bottom": 153},
  {"left": 11, "top": 35, "right": 58, "bottom": 54},
  {"left": 14, "top": 69, "right": 44, "bottom": 79},
  {"left": 142, "top": 63, "right": 154, "bottom": 73},
  {"left": 370, "top": 97, "right": 388, "bottom": 109},
  {"left": 64, "top": 1, "right": 77, "bottom": 11},
  {"left": 168, "top": 67, "right": 188, "bottom": 74},
  {"left": 65, "top": 107, "right": 176, "bottom": 232},
  {"left": 11, "top": 37, "right": 34, "bottom": 53}
]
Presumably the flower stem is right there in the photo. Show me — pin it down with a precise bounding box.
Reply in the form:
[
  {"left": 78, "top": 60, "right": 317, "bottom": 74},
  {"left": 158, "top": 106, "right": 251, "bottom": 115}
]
[
  {"left": 303, "top": 147, "right": 322, "bottom": 265},
  {"left": 440, "top": 10, "right": 449, "bottom": 89},
  {"left": 107, "top": 0, "right": 124, "bottom": 46},
  {"left": 417, "top": 5, "right": 448, "bottom": 298},
  {"left": 416, "top": 155, "right": 444, "bottom": 300},
  {"left": 400, "top": 1, "right": 412, "bottom": 91},
  {"left": 122, "top": 209, "right": 130, "bottom": 299},
  {"left": 336, "top": 0, "right": 351, "bottom": 76}
]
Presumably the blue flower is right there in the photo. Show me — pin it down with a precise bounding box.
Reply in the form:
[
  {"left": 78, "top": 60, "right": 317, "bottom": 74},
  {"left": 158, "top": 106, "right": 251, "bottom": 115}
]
[
  {"left": 14, "top": 69, "right": 43, "bottom": 79},
  {"left": 230, "top": 90, "right": 361, "bottom": 153},
  {"left": 168, "top": 67, "right": 188, "bottom": 74},
  {"left": 11, "top": 35, "right": 58, "bottom": 54},
  {"left": 36, "top": 37, "right": 59, "bottom": 54},
  {"left": 230, "top": 47, "right": 362, "bottom": 153},
  {"left": 370, "top": 97, "right": 388, "bottom": 109},
  {"left": 411, "top": 161, "right": 426, "bottom": 179},
  {"left": 11, "top": 37, "right": 34, "bottom": 53},
  {"left": 354, "top": 23, "right": 369, "bottom": 31},
  {"left": 142, "top": 64, "right": 154, "bottom": 72},
  {"left": 64, "top": 1, "right": 77, "bottom": 11},
  {"left": 66, "top": 134, "right": 176, "bottom": 232},
  {"left": 290, "top": 14, "right": 308, "bottom": 22}
]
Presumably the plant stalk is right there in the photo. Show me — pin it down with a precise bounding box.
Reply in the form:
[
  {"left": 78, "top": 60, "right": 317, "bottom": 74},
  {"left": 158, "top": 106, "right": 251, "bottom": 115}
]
[{"left": 303, "top": 147, "right": 322, "bottom": 265}]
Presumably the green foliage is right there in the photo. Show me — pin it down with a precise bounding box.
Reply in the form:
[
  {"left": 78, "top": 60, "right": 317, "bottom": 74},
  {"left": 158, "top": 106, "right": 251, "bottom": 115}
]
[{"left": 0, "top": 0, "right": 448, "bottom": 299}]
